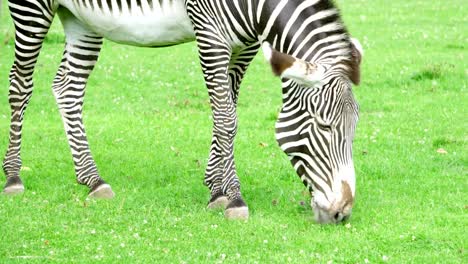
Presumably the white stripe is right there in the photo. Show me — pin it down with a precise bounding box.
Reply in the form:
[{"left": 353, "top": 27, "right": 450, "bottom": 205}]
[
  {"left": 275, "top": 119, "right": 312, "bottom": 139},
  {"left": 287, "top": 9, "right": 339, "bottom": 54},
  {"left": 276, "top": 113, "right": 309, "bottom": 129},
  {"left": 261, "top": 0, "right": 289, "bottom": 40},
  {"left": 280, "top": 0, "right": 320, "bottom": 52},
  {"left": 293, "top": 22, "right": 343, "bottom": 57},
  {"left": 256, "top": 0, "right": 267, "bottom": 24},
  {"left": 233, "top": 0, "right": 255, "bottom": 38}
]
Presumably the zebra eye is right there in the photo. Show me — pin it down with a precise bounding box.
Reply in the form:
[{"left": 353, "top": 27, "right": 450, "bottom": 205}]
[
  {"left": 315, "top": 120, "right": 332, "bottom": 131},
  {"left": 317, "top": 122, "right": 331, "bottom": 131},
  {"left": 312, "top": 115, "right": 332, "bottom": 131}
]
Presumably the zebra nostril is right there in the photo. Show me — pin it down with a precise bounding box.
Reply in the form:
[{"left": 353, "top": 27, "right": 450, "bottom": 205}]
[{"left": 333, "top": 212, "right": 340, "bottom": 221}]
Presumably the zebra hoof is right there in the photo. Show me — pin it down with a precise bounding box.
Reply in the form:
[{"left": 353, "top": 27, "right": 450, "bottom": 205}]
[
  {"left": 3, "top": 177, "right": 25, "bottom": 195},
  {"left": 88, "top": 184, "right": 115, "bottom": 199},
  {"left": 207, "top": 193, "right": 229, "bottom": 210},
  {"left": 4, "top": 184, "right": 25, "bottom": 195},
  {"left": 224, "top": 198, "right": 249, "bottom": 220}
]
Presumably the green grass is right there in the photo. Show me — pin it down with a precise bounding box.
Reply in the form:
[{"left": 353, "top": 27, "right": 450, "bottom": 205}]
[{"left": 0, "top": 0, "right": 466, "bottom": 263}]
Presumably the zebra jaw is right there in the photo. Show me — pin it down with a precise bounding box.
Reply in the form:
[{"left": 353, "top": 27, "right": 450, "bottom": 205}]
[{"left": 262, "top": 42, "right": 324, "bottom": 87}]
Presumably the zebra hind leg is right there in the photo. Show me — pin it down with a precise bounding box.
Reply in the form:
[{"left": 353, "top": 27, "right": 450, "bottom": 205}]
[
  {"left": 2, "top": 0, "right": 54, "bottom": 194},
  {"left": 53, "top": 8, "right": 114, "bottom": 198}
]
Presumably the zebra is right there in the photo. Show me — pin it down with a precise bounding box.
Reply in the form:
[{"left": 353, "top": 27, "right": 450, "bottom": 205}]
[{"left": 2, "top": 0, "right": 362, "bottom": 223}]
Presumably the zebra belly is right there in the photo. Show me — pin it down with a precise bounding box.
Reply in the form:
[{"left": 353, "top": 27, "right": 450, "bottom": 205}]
[{"left": 58, "top": 0, "right": 195, "bottom": 47}]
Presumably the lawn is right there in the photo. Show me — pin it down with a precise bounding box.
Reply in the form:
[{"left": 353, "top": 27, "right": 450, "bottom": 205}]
[{"left": 0, "top": 0, "right": 466, "bottom": 263}]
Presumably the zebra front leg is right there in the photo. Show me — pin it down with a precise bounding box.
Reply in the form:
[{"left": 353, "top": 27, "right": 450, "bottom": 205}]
[
  {"left": 53, "top": 8, "right": 113, "bottom": 198},
  {"left": 2, "top": 0, "right": 54, "bottom": 194},
  {"left": 197, "top": 46, "right": 249, "bottom": 220},
  {"left": 207, "top": 45, "right": 260, "bottom": 210},
  {"left": 205, "top": 140, "right": 229, "bottom": 209}
]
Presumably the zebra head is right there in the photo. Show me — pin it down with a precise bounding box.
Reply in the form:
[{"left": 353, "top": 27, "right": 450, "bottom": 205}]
[{"left": 262, "top": 39, "right": 363, "bottom": 224}]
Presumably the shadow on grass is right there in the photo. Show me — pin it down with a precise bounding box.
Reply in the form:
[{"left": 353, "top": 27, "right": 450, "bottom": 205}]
[{"left": 410, "top": 63, "right": 455, "bottom": 81}]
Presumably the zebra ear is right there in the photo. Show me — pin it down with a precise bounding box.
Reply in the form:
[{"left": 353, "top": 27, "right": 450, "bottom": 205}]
[
  {"left": 349, "top": 38, "right": 363, "bottom": 85},
  {"left": 262, "top": 42, "right": 295, "bottom": 76},
  {"left": 262, "top": 42, "right": 324, "bottom": 87}
]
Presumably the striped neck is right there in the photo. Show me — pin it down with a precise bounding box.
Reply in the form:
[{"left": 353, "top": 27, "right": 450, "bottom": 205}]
[{"left": 255, "top": 0, "right": 355, "bottom": 80}]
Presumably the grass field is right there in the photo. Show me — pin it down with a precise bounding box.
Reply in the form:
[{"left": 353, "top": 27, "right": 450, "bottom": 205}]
[{"left": 0, "top": 0, "right": 466, "bottom": 263}]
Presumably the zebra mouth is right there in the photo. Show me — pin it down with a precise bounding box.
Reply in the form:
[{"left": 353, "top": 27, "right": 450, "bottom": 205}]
[{"left": 312, "top": 200, "right": 351, "bottom": 224}]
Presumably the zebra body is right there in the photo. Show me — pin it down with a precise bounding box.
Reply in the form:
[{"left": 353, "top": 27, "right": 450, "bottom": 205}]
[
  {"left": 3, "top": 0, "right": 362, "bottom": 223},
  {"left": 56, "top": 0, "right": 195, "bottom": 46}
]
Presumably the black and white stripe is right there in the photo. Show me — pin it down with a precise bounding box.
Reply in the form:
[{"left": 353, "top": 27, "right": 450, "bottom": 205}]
[{"left": 3, "top": 0, "right": 360, "bottom": 222}]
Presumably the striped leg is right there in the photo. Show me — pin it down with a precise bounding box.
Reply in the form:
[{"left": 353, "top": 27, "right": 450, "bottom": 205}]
[
  {"left": 201, "top": 46, "right": 233, "bottom": 209},
  {"left": 228, "top": 44, "right": 260, "bottom": 106},
  {"left": 207, "top": 44, "right": 259, "bottom": 210},
  {"left": 2, "top": 0, "right": 54, "bottom": 194},
  {"left": 192, "top": 34, "right": 249, "bottom": 219},
  {"left": 53, "top": 8, "right": 113, "bottom": 198}
]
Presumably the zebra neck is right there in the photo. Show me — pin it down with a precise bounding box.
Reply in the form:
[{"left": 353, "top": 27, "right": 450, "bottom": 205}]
[{"left": 256, "top": 0, "right": 353, "bottom": 64}]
